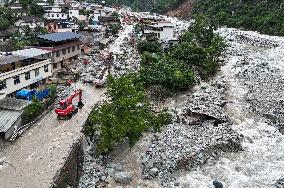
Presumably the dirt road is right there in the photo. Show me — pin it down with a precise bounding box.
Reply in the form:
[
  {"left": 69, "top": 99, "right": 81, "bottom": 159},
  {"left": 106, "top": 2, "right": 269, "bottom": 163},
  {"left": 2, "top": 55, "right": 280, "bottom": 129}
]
[{"left": 0, "top": 83, "right": 105, "bottom": 188}]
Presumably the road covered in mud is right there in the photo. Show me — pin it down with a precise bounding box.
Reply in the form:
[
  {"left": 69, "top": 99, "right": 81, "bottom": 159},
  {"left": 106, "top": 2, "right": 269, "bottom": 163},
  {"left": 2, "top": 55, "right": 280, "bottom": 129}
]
[{"left": 0, "top": 83, "right": 105, "bottom": 188}]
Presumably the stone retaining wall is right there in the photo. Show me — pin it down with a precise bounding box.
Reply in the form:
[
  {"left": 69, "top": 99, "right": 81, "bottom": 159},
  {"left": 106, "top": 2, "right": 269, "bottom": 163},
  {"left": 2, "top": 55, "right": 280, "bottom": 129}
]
[{"left": 51, "top": 136, "right": 84, "bottom": 188}]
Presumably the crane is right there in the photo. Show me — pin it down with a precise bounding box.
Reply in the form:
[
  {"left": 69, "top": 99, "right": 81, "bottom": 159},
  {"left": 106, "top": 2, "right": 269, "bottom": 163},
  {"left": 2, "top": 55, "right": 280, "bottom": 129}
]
[{"left": 55, "top": 89, "right": 83, "bottom": 119}]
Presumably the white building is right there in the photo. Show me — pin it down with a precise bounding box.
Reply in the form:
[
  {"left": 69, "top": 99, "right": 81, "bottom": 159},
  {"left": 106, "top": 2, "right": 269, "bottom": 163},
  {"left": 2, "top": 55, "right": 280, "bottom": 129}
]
[
  {"left": 68, "top": 8, "right": 80, "bottom": 19},
  {"left": 43, "top": 5, "right": 68, "bottom": 20},
  {"left": 0, "top": 48, "right": 52, "bottom": 100},
  {"left": 144, "top": 21, "right": 177, "bottom": 42}
]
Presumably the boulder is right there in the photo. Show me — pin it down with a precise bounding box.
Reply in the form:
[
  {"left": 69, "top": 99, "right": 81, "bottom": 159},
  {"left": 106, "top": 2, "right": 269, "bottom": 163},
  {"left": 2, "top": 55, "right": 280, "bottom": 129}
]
[
  {"left": 113, "top": 172, "right": 132, "bottom": 184},
  {"left": 213, "top": 180, "right": 223, "bottom": 188}
]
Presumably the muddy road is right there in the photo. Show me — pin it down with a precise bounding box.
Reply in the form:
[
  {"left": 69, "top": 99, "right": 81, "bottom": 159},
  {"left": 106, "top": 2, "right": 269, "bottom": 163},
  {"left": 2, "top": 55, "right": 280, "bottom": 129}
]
[{"left": 0, "top": 84, "right": 105, "bottom": 188}]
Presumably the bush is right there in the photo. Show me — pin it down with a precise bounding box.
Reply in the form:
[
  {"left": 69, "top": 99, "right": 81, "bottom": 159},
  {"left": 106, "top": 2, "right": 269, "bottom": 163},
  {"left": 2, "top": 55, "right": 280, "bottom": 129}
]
[
  {"left": 84, "top": 74, "right": 171, "bottom": 154},
  {"left": 137, "top": 40, "right": 162, "bottom": 54},
  {"left": 21, "top": 98, "right": 44, "bottom": 124},
  {"left": 139, "top": 54, "right": 195, "bottom": 91}
]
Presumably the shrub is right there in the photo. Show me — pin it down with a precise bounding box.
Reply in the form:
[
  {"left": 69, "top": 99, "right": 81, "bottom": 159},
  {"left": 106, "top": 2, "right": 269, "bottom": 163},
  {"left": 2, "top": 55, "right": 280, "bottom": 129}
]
[{"left": 21, "top": 98, "right": 44, "bottom": 124}]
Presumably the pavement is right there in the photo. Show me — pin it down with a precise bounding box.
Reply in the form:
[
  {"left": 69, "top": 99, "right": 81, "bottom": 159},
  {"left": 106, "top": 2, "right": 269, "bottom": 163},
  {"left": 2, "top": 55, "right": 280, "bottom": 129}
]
[{"left": 0, "top": 83, "right": 105, "bottom": 188}]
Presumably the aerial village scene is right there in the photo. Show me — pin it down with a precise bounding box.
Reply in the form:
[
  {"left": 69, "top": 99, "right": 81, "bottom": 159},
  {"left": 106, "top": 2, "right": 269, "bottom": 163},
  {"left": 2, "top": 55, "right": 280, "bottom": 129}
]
[{"left": 0, "top": 0, "right": 283, "bottom": 188}]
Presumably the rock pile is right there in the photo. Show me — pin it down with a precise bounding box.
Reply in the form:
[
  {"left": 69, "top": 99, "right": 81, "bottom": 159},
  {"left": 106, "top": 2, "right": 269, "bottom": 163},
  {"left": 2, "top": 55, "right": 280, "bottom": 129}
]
[
  {"left": 79, "top": 149, "right": 133, "bottom": 188},
  {"left": 56, "top": 85, "right": 75, "bottom": 103},
  {"left": 141, "top": 78, "right": 242, "bottom": 186},
  {"left": 72, "top": 27, "right": 139, "bottom": 85},
  {"left": 218, "top": 28, "right": 279, "bottom": 48}
]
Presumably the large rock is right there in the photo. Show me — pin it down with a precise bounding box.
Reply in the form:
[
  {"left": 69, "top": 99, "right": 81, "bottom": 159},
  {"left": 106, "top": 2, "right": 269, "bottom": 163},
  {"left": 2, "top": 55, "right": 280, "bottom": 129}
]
[{"left": 113, "top": 172, "right": 132, "bottom": 184}]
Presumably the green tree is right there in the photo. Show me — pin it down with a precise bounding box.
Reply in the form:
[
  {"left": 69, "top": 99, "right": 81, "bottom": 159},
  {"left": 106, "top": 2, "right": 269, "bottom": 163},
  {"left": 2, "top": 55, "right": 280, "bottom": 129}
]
[
  {"left": 19, "top": 0, "right": 32, "bottom": 9},
  {"left": 137, "top": 40, "right": 162, "bottom": 54},
  {"left": 0, "top": 17, "right": 10, "bottom": 30},
  {"left": 29, "top": 3, "right": 45, "bottom": 17},
  {"left": 109, "top": 24, "right": 121, "bottom": 36},
  {"left": 111, "top": 12, "right": 120, "bottom": 18},
  {"left": 84, "top": 74, "right": 171, "bottom": 154}
]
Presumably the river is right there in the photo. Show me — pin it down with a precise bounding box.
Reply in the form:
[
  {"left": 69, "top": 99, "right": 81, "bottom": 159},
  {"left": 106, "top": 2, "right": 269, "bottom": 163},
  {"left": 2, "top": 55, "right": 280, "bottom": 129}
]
[{"left": 178, "top": 28, "right": 284, "bottom": 188}]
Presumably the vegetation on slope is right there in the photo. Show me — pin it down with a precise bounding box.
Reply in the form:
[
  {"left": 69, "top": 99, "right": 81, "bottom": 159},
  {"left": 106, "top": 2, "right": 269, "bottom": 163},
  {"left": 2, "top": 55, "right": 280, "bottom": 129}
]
[
  {"left": 104, "top": 0, "right": 184, "bottom": 13},
  {"left": 192, "top": 0, "right": 284, "bottom": 36},
  {"left": 138, "top": 15, "right": 226, "bottom": 91}
]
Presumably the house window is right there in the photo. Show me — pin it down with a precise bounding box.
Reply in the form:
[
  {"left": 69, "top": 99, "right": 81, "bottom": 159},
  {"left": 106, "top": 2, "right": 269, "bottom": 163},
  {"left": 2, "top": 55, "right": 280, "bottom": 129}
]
[
  {"left": 53, "top": 63, "right": 57, "bottom": 69},
  {"left": 44, "top": 64, "right": 49, "bottom": 72},
  {"left": 57, "top": 14, "right": 59, "bottom": 17},
  {"left": 62, "top": 14, "right": 64, "bottom": 17},
  {"left": 52, "top": 14, "right": 54, "bottom": 17},
  {"left": 0, "top": 80, "right": 7, "bottom": 90},
  {"left": 77, "top": 45, "right": 80, "bottom": 50},
  {"left": 35, "top": 68, "right": 39, "bottom": 77},
  {"left": 14, "top": 76, "right": 20, "bottom": 85},
  {"left": 56, "top": 51, "right": 60, "bottom": 57},
  {"left": 68, "top": 47, "right": 70, "bottom": 53},
  {"left": 72, "top": 46, "right": 75, "bottom": 52},
  {"left": 25, "top": 72, "right": 30, "bottom": 80},
  {"left": 62, "top": 49, "right": 66, "bottom": 55}
]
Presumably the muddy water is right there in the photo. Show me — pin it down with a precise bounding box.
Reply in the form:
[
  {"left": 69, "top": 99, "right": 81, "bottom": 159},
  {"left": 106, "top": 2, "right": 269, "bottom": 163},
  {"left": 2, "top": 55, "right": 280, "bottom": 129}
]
[{"left": 178, "top": 29, "right": 284, "bottom": 188}]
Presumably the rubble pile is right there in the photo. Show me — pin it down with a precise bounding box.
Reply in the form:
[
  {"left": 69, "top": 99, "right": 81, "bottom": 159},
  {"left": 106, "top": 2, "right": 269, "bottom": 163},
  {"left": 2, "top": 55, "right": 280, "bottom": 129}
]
[
  {"left": 218, "top": 28, "right": 279, "bottom": 48},
  {"left": 79, "top": 147, "right": 133, "bottom": 187},
  {"left": 56, "top": 85, "right": 75, "bottom": 102},
  {"left": 141, "top": 79, "right": 242, "bottom": 186},
  {"left": 71, "top": 31, "right": 139, "bottom": 84}
]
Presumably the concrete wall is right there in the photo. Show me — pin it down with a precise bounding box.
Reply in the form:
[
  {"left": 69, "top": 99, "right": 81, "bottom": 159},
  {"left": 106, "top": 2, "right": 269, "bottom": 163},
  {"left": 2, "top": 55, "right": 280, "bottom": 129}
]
[{"left": 51, "top": 136, "right": 84, "bottom": 188}]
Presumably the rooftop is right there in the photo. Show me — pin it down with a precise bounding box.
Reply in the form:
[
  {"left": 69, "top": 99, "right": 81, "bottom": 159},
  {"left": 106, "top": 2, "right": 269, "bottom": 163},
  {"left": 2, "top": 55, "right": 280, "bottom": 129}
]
[
  {"left": 0, "top": 97, "right": 30, "bottom": 111},
  {"left": 37, "top": 32, "right": 81, "bottom": 42},
  {"left": 0, "top": 48, "right": 50, "bottom": 65},
  {"left": 0, "top": 109, "right": 22, "bottom": 132},
  {"left": 12, "top": 48, "right": 50, "bottom": 58}
]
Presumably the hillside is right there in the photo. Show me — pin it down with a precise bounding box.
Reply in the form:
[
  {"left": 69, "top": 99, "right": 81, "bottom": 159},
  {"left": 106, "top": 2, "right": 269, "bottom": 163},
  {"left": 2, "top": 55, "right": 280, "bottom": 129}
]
[
  {"left": 105, "top": 0, "right": 184, "bottom": 13},
  {"left": 168, "top": 0, "right": 284, "bottom": 36}
]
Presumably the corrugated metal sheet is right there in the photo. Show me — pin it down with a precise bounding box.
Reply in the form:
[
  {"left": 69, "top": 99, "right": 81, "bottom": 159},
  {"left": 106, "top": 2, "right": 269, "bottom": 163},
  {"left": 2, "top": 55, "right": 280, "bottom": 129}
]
[
  {"left": 0, "top": 98, "right": 30, "bottom": 111},
  {"left": 0, "top": 110, "right": 22, "bottom": 132},
  {"left": 38, "top": 32, "right": 81, "bottom": 42}
]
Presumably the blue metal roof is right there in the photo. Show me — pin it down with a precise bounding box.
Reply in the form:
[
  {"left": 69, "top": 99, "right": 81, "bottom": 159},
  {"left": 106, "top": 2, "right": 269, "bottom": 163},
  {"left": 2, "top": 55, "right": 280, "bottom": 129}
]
[{"left": 37, "top": 32, "right": 81, "bottom": 42}]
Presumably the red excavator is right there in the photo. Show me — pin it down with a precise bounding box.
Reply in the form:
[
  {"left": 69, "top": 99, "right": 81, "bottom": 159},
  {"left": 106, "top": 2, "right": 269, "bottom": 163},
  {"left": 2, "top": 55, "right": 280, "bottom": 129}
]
[{"left": 55, "top": 89, "right": 84, "bottom": 119}]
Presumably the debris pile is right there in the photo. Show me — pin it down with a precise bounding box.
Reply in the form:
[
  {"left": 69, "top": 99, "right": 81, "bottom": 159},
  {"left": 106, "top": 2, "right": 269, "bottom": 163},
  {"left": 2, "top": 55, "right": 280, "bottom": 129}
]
[{"left": 141, "top": 78, "right": 242, "bottom": 186}]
